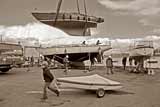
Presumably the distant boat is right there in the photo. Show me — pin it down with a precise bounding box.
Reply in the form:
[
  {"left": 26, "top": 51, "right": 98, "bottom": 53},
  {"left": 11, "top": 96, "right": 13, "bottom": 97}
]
[
  {"left": 129, "top": 40, "right": 154, "bottom": 57},
  {"left": 128, "top": 41, "right": 154, "bottom": 72}
]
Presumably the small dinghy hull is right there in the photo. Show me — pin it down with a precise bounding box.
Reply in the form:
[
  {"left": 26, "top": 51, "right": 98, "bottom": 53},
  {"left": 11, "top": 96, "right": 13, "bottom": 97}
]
[{"left": 57, "top": 74, "right": 123, "bottom": 98}]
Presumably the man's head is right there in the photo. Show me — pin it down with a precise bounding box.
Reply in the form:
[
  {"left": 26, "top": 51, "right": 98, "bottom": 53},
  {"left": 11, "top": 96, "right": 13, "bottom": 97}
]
[
  {"left": 66, "top": 55, "right": 69, "bottom": 58},
  {"left": 42, "top": 61, "right": 48, "bottom": 68}
]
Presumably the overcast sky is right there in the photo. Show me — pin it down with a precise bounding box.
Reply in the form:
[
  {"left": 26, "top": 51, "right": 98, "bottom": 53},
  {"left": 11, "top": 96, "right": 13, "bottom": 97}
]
[{"left": 0, "top": 0, "right": 160, "bottom": 39}]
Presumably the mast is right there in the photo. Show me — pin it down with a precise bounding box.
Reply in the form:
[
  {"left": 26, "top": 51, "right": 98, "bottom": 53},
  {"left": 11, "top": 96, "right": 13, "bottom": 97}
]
[{"left": 54, "top": 0, "right": 63, "bottom": 26}]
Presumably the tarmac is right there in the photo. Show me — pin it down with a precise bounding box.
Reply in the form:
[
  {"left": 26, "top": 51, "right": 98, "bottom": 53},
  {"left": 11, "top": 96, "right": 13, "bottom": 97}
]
[{"left": 0, "top": 67, "right": 160, "bottom": 107}]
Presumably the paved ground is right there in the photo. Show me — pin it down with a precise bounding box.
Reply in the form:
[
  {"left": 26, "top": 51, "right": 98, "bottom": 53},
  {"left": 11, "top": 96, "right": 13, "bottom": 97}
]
[{"left": 0, "top": 67, "right": 160, "bottom": 107}]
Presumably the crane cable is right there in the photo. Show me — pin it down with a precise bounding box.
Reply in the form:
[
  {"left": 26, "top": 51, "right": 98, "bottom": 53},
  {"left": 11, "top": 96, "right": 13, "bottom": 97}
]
[
  {"left": 76, "top": 0, "right": 80, "bottom": 14},
  {"left": 83, "top": 0, "right": 88, "bottom": 36},
  {"left": 54, "top": 0, "right": 63, "bottom": 26}
]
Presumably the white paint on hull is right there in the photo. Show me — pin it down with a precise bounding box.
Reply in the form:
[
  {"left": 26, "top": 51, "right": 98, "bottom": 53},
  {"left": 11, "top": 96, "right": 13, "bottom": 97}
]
[{"left": 130, "top": 47, "right": 153, "bottom": 57}]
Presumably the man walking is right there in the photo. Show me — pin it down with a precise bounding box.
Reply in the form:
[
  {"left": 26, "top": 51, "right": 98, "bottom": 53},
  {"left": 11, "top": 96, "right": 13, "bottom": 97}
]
[
  {"left": 122, "top": 57, "right": 127, "bottom": 70},
  {"left": 42, "top": 60, "right": 60, "bottom": 100},
  {"left": 106, "top": 56, "right": 113, "bottom": 74},
  {"left": 63, "top": 55, "right": 69, "bottom": 74}
]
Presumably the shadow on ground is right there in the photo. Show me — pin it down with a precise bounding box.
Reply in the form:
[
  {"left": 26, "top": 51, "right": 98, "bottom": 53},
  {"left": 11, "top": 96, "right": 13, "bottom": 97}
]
[{"left": 106, "top": 90, "right": 135, "bottom": 95}]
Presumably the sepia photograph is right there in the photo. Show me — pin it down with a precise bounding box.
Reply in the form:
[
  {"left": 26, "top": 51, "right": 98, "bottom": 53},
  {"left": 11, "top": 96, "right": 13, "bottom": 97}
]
[{"left": 0, "top": 0, "right": 160, "bottom": 107}]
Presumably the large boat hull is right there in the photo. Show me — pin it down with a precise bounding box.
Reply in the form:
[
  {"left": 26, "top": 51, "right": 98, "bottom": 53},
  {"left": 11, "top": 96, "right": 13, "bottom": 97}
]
[
  {"left": 40, "top": 45, "right": 111, "bottom": 55},
  {"left": 32, "top": 12, "right": 104, "bottom": 28},
  {"left": 32, "top": 12, "right": 104, "bottom": 36},
  {"left": 42, "top": 45, "right": 111, "bottom": 68}
]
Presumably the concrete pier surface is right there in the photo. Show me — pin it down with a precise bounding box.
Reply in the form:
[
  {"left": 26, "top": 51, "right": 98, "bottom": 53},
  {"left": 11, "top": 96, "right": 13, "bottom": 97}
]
[{"left": 0, "top": 67, "right": 160, "bottom": 107}]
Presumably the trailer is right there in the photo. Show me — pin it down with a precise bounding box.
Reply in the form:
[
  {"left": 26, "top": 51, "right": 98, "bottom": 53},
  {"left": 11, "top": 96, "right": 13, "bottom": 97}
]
[{"left": 57, "top": 74, "right": 123, "bottom": 98}]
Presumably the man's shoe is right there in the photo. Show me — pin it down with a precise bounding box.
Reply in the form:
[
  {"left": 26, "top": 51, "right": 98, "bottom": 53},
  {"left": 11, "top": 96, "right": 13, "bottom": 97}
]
[
  {"left": 56, "top": 90, "right": 60, "bottom": 97},
  {"left": 41, "top": 96, "right": 48, "bottom": 100}
]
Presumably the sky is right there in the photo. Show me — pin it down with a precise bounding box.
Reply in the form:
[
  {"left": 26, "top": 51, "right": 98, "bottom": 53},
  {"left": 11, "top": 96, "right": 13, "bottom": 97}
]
[{"left": 0, "top": 0, "right": 160, "bottom": 48}]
